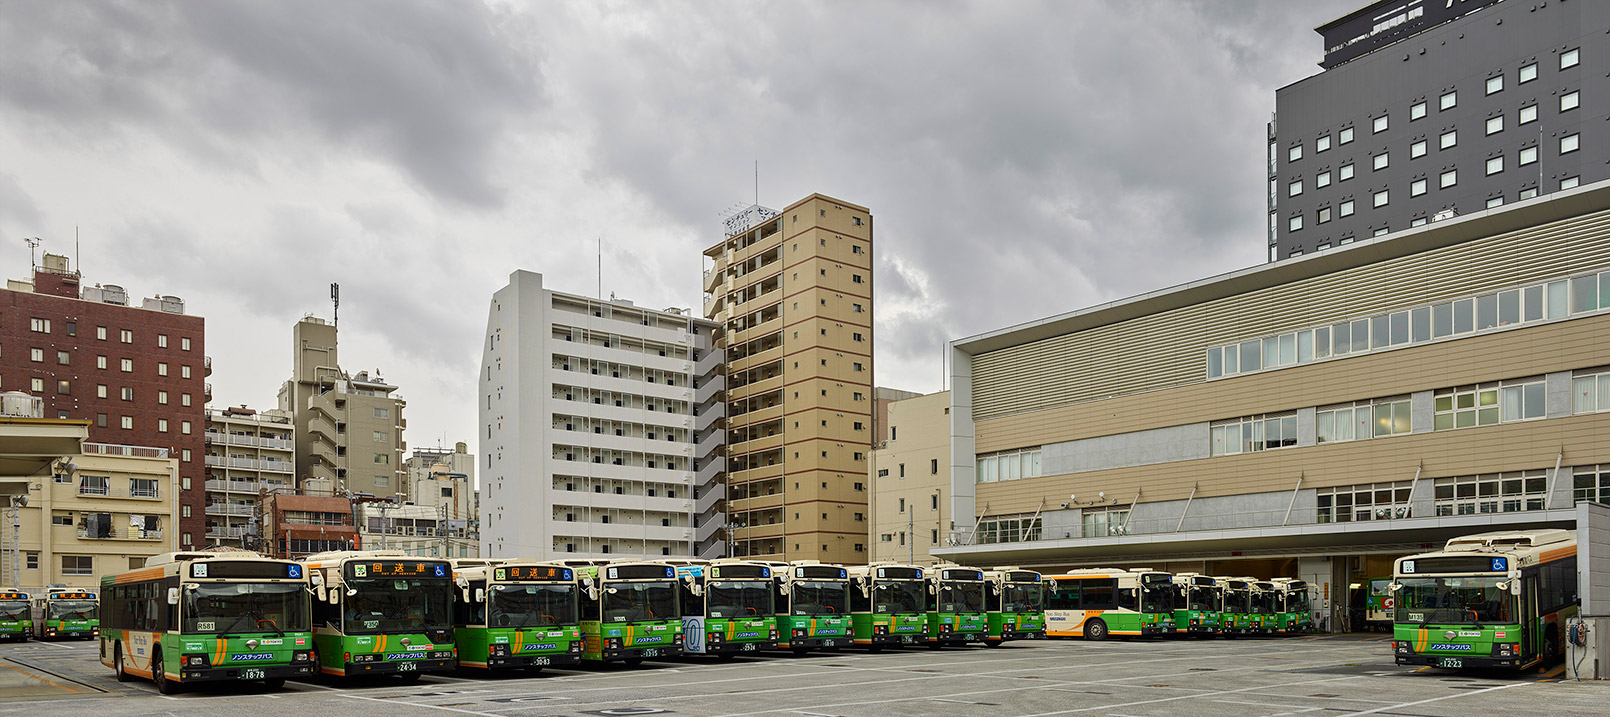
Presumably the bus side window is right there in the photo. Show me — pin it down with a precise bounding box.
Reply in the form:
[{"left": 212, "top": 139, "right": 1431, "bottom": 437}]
[
  {"left": 1048, "top": 581, "right": 1079, "bottom": 610},
  {"left": 925, "top": 583, "right": 938, "bottom": 612},
  {"left": 679, "top": 581, "right": 699, "bottom": 618},
  {"left": 580, "top": 584, "right": 600, "bottom": 620},
  {"left": 468, "top": 581, "right": 486, "bottom": 625},
  {"left": 850, "top": 583, "right": 870, "bottom": 613},
  {"left": 162, "top": 577, "right": 179, "bottom": 631},
  {"left": 1083, "top": 580, "right": 1116, "bottom": 611},
  {"left": 771, "top": 581, "right": 785, "bottom": 616},
  {"left": 1116, "top": 587, "right": 1137, "bottom": 611}
]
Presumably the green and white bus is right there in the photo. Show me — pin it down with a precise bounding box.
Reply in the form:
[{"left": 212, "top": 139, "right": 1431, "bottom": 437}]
[
  {"left": 1364, "top": 577, "right": 1394, "bottom": 631},
  {"left": 1250, "top": 580, "right": 1278, "bottom": 635},
  {"left": 0, "top": 591, "right": 31, "bottom": 642},
  {"left": 1046, "top": 569, "right": 1173, "bottom": 640},
  {"left": 1217, "top": 577, "right": 1258, "bottom": 636},
  {"left": 983, "top": 568, "right": 1044, "bottom": 646},
  {"left": 1391, "top": 529, "right": 1578, "bottom": 671},
  {"left": 674, "top": 560, "right": 777, "bottom": 658},
  {"left": 1270, "top": 579, "right": 1312, "bottom": 635},
  {"left": 41, "top": 589, "right": 98, "bottom": 640},
  {"left": 1170, "top": 573, "right": 1220, "bottom": 636},
  {"left": 923, "top": 566, "right": 988, "bottom": 648},
  {"left": 301, "top": 550, "right": 457, "bottom": 679},
  {"left": 848, "top": 563, "right": 928, "bottom": 650},
  {"left": 773, "top": 562, "right": 852, "bottom": 654},
  {"left": 452, "top": 561, "right": 582, "bottom": 672},
  {"left": 99, "top": 551, "right": 315, "bottom": 693},
  {"left": 575, "top": 561, "right": 683, "bottom": 664}
]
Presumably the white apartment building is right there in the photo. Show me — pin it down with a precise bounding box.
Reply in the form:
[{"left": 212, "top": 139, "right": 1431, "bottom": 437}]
[
  {"left": 202, "top": 405, "right": 295, "bottom": 549},
  {"left": 479, "top": 271, "right": 725, "bottom": 561}
]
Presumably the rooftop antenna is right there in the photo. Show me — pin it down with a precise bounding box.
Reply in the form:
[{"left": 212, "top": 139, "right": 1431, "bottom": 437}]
[
  {"left": 754, "top": 159, "right": 759, "bottom": 206},
  {"left": 597, "top": 236, "right": 602, "bottom": 300},
  {"left": 330, "top": 282, "right": 340, "bottom": 328},
  {"left": 23, "top": 237, "right": 40, "bottom": 270},
  {"left": 75, "top": 226, "right": 80, "bottom": 276}
]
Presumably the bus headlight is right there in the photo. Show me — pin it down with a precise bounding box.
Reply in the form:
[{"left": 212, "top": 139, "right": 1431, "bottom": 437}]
[
  {"left": 1493, "top": 643, "right": 1520, "bottom": 657},
  {"left": 1393, "top": 641, "right": 1411, "bottom": 654},
  {"left": 293, "top": 651, "right": 312, "bottom": 663},
  {"left": 489, "top": 644, "right": 510, "bottom": 657},
  {"left": 183, "top": 654, "right": 209, "bottom": 667}
]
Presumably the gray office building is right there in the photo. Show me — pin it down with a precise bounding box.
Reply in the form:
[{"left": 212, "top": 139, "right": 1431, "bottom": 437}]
[{"left": 1268, "top": 0, "right": 1607, "bottom": 261}]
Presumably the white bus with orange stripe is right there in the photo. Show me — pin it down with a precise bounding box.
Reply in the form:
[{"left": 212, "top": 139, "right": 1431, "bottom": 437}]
[
  {"left": 98, "top": 550, "right": 316, "bottom": 694},
  {"left": 1045, "top": 568, "right": 1173, "bottom": 640}
]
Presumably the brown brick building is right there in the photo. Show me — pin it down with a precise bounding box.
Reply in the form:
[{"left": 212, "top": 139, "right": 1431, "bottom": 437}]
[{"left": 1, "top": 254, "right": 208, "bottom": 548}]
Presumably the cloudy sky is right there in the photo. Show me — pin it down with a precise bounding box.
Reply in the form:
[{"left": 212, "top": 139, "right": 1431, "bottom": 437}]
[{"left": 1, "top": 0, "right": 1358, "bottom": 465}]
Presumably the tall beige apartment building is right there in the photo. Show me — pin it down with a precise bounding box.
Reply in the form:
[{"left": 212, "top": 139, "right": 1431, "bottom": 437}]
[
  {"left": 869, "top": 390, "right": 950, "bottom": 566},
  {"left": 703, "top": 195, "right": 874, "bottom": 563},
  {"left": 278, "top": 317, "right": 407, "bottom": 501},
  {"left": 202, "top": 405, "right": 295, "bottom": 548}
]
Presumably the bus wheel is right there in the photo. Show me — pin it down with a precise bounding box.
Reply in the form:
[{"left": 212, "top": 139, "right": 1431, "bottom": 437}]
[
  {"left": 524, "top": 666, "right": 544, "bottom": 674},
  {"left": 1545, "top": 629, "right": 1561, "bottom": 664},
  {"left": 263, "top": 678, "right": 286, "bottom": 690},
  {"left": 623, "top": 658, "right": 644, "bottom": 667},
  {"left": 984, "top": 640, "right": 1001, "bottom": 648},
  {"left": 153, "top": 652, "right": 180, "bottom": 695},
  {"left": 396, "top": 672, "right": 421, "bottom": 683},
  {"left": 790, "top": 647, "right": 810, "bottom": 656},
  {"left": 1084, "top": 620, "right": 1108, "bottom": 641},
  {"left": 866, "top": 644, "right": 882, "bottom": 654},
  {"left": 114, "top": 645, "right": 134, "bottom": 683},
  {"left": 927, "top": 642, "right": 942, "bottom": 650}
]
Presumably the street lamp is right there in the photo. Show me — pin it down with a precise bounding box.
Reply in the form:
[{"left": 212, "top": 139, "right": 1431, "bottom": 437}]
[{"left": 8, "top": 495, "right": 28, "bottom": 589}]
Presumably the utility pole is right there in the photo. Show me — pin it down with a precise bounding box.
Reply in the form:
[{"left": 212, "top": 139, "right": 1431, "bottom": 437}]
[
  {"left": 440, "top": 503, "right": 449, "bottom": 559},
  {"left": 908, "top": 502, "right": 914, "bottom": 564}
]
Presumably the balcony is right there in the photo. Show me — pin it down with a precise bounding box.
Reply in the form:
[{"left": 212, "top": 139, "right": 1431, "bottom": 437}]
[
  {"left": 78, "top": 527, "right": 164, "bottom": 541},
  {"left": 204, "top": 382, "right": 213, "bottom": 402},
  {"left": 205, "top": 503, "right": 254, "bottom": 516},
  {"left": 82, "top": 442, "right": 169, "bottom": 459},
  {"left": 204, "top": 355, "right": 213, "bottom": 376},
  {"left": 206, "top": 479, "right": 280, "bottom": 494},
  {"left": 72, "top": 482, "right": 162, "bottom": 500},
  {"left": 206, "top": 526, "right": 249, "bottom": 539}
]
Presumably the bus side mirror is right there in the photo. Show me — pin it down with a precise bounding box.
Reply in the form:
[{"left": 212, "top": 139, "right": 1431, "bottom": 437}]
[
  {"left": 1509, "top": 581, "right": 1521, "bottom": 596},
  {"left": 166, "top": 587, "right": 180, "bottom": 606},
  {"left": 314, "top": 585, "right": 328, "bottom": 602},
  {"left": 474, "top": 588, "right": 485, "bottom": 603},
  {"left": 1387, "top": 582, "right": 1402, "bottom": 593},
  {"left": 329, "top": 589, "right": 340, "bottom": 605}
]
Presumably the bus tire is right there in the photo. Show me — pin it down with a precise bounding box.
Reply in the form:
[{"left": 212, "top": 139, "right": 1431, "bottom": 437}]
[
  {"left": 716, "top": 653, "right": 737, "bottom": 662},
  {"left": 984, "top": 640, "right": 1001, "bottom": 648},
  {"left": 623, "top": 657, "right": 644, "bottom": 666},
  {"left": 153, "top": 651, "right": 180, "bottom": 695},
  {"left": 114, "top": 645, "right": 134, "bottom": 682},
  {"left": 263, "top": 678, "right": 286, "bottom": 690},
  {"left": 1544, "top": 628, "right": 1561, "bottom": 664},
  {"left": 791, "top": 647, "right": 810, "bottom": 656},
  {"left": 396, "top": 672, "right": 421, "bottom": 683},
  {"left": 866, "top": 644, "right": 882, "bottom": 654},
  {"left": 1084, "top": 619, "right": 1108, "bottom": 641}
]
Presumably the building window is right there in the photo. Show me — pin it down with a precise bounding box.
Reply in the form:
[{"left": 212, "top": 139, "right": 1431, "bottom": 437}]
[
  {"left": 1316, "top": 170, "right": 1331, "bottom": 188},
  {"left": 1372, "top": 114, "right": 1387, "bottom": 133},
  {"left": 1487, "top": 196, "right": 1505, "bottom": 209},
  {"left": 181, "top": 420, "right": 191, "bottom": 435},
  {"left": 1339, "top": 199, "right": 1355, "bottom": 217},
  {"left": 29, "top": 318, "right": 50, "bottom": 333},
  {"left": 1435, "top": 470, "right": 1547, "bottom": 516},
  {"left": 181, "top": 337, "right": 191, "bottom": 351},
  {"left": 1572, "top": 370, "right": 1610, "bottom": 414},
  {"left": 1339, "top": 163, "right": 1354, "bottom": 181},
  {"left": 1520, "top": 104, "right": 1538, "bottom": 125},
  {"left": 181, "top": 365, "right": 191, "bottom": 379},
  {"left": 1081, "top": 507, "right": 1130, "bottom": 538},
  {"left": 931, "top": 459, "right": 939, "bottom": 475},
  {"left": 1519, "top": 62, "right": 1538, "bottom": 83},
  {"left": 1373, "top": 189, "right": 1389, "bottom": 208},
  {"left": 1316, "top": 134, "right": 1331, "bottom": 153},
  {"left": 375, "top": 475, "right": 390, "bottom": 487},
  {"left": 1317, "top": 206, "right": 1332, "bottom": 224},
  {"left": 1484, "top": 115, "right": 1503, "bottom": 135},
  {"left": 374, "top": 407, "right": 390, "bottom": 419},
  {"left": 1370, "top": 151, "right": 1390, "bottom": 171},
  {"left": 1410, "top": 140, "right": 1426, "bottom": 159},
  {"left": 181, "top": 393, "right": 192, "bottom": 407},
  {"left": 1439, "top": 90, "right": 1456, "bottom": 110},
  {"left": 1317, "top": 398, "right": 1410, "bottom": 443},
  {"left": 1409, "top": 100, "right": 1426, "bottom": 120},
  {"left": 977, "top": 513, "right": 1043, "bottom": 544},
  {"left": 1411, "top": 216, "right": 1429, "bottom": 228},
  {"left": 29, "top": 348, "right": 43, "bottom": 362},
  {"left": 1439, "top": 169, "right": 1457, "bottom": 189},
  {"left": 1520, "top": 146, "right": 1538, "bottom": 166},
  {"left": 1485, "top": 74, "right": 1503, "bottom": 95},
  {"left": 1288, "top": 215, "right": 1303, "bottom": 232},
  {"left": 373, "top": 453, "right": 389, "bottom": 465},
  {"left": 120, "top": 358, "right": 132, "bottom": 372},
  {"left": 1339, "top": 126, "right": 1354, "bottom": 145},
  {"left": 1434, "top": 378, "right": 1545, "bottom": 430},
  {"left": 1439, "top": 129, "right": 1456, "bottom": 149},
  {"left": 1560, "top": 134, "right": 1580, "bottom": 155},
  {"left": 120, "top": 329, "right": 132, "bottom": 343},
  {"left": 95, "top": 326, "right": 106, "bottom": 340},
  {"left": 157, "top": 334, "right": 168, "bottom": 348},
  {"left": 1562, "top": 176, "right": 1580, "bottom": 190},
  {"left": 1560, "top": 48, "right": 1579, "bottom": 70},
  {"left": 1210, "top": 412, "right": 1297, "bottom": 456},
  {"left": 120, "top": 387, "right": 133, "bottom": 401},
  {"left": 1560, "top": 91, "right": 1579, "bottom": 112},
  {"left": 29, "top": 378, "right": 43, "bottom": 392},
  {"left": 61, "top": 556, "right": 93, "bottom": 576},
  {"left": 1288, "top": 179, "right": 1302, "bottom": 197},
  {"left": 1288, "top": 144, "right": 1302, "bottom": 162},
  {"left": 157, "top": 390, "right": 168, "bottom": 404},
  {"left": 1411, "top": 178, "right": 1427, "bottom": 197},
  {"left": 25, "top": 552, "right": 37, "bottom": 570},
  {"left": 373, "top": 430, "right": 387, "bottom": 442},
  {"left": 158, "top": 419, "right": 168, "bottom": 432},
  {"left": 975, "top": 447, "right": 1043, "bottom": 483},
  {"left": 1486, "top": 156, "right": 1504, "bottom": 176},
  {"left": 157, "top": 362, "right": 168, "bottom": 376},
  {"left": 1575, "top": 464, "right": 1610, "bottom": 505},
  {"left": 1317, "top": 481, "right": 1412, "bottom": 523}
]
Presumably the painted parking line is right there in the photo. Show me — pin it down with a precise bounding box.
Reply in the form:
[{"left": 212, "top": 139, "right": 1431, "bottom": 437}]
[{"left": 1333, "top": 681, "right": 1530, "bottom": 716}]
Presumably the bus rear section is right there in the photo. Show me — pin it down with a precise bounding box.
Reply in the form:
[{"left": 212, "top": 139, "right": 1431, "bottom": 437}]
[
  {"left": 775, "top": 562, "right": 852, "bottom": 653},
  {"left": 924, "top": 566, "right": 988, "bottom": 647},
  {"left": 1171, "top": 573, "right": 1220, "bottom": 636},
  {"left": 453, "top": 561, "right": 582, "bottom": 671},
  {"left": 42, "top": 590, "right": 99, "bottom": 640},
  {"left": 984, "top": 569, "right": 1044, "bottom": 645},
  {"left": 676, "top": 561, "right": 777, "bottom": 658},
  {"left": 99, "top": 552, "right": 316, "bottom": 693},
  {"left": 304, "top": 551, "right": 458, "bottom": 679},
  {"left": 1390, "top": 529, "right": 1577, "bottom": 671},
  {"left": 0, "top": 591, "right": 31, "bottom": 642},
  {"left": 577, "top": 562, "right": 683, "bottom": 664},
  {"left": 1046, "top": 570, "right": 1173, "bottom": 640},
  {"left": 848, "top": 564, "right": 928, "bottom": 650}
]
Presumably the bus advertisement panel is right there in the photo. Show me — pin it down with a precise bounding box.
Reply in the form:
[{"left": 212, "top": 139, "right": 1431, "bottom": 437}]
[
  {"left": 0, "top": 591, "right": 31, "bottom": 642},
  {"left": 848, "top": 565, "right": 928, "bottom": 650},
  {"left": 774, "top": 563, "right": 852, "bottom": 653},
  {"left": 1391, "top": 529, "right": 1577, "bottom": 671},
  {"left": 984, "top": 569, "right": 1044, "bottom": 645},
  {"left": 576, "top": 562, "right": 683, "bottom": 664},
  {"left": 675, "top": 561, "right": 777, "bottom": 657},
  {"left": 42, "top": 590, "right": 99, "bottom": 640},
  {"left": 98, "top": 553, "right": 315, "bottom": 693},
  {"left": 1047, "top": 570, "right": 1173, "bottom": 639},
  {"left": 453, "top": 561, "right": 582, "bottom": 671},
  {"left": 1170, "top": 574, "right": 1220, "bottom": 636},
  {"left": 302, "top": 551, "right": 457, "bottom": 679},
  {"left": 925, "top": 567, "right": 988, "bottom": 647}
]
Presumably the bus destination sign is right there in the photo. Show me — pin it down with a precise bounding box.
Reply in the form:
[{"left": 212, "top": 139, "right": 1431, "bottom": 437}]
[
  {"left": 496, "top": 566, "right": 574, "bottom": 582},
  {"left": 349, "top": 561, "right": 450, "bottom": 579},
  {"left": 191, "top": 561, "right": 304, "bottom": 580}
]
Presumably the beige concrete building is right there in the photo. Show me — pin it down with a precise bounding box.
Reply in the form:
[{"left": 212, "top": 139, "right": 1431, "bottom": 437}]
[
  {"left": 703, "top": 195, "right": 874, "bottom": 562},
  {"left": 203, "top": 405, "right": 294, "bottom": 548},
  {"left": 868, "top": 390, "right": 950, "bottom": 566},
  {"left": 278, "top": 317, "right": 407, "bottom": 500},
  {"left": 0, "top": 393, "right": 180, "bottom": 592},
  {"left": 934, "top": 183, "right": 1610, "bottom": 631},
  {"left": 361, "top": 443, "right": 479, "bottom": 558}
]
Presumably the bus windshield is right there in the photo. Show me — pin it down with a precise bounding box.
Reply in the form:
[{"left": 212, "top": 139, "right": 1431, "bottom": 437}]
[
  {"left": 1250, "top": 591, "right": 1274, "bottom": 614},
  {"left": 1394, "top": 577, "right": 1515, "bottom": 625},
  {"left": 0, "top": 601, "right": 28, "bottom": 621},
  {"left": 1141, "top": 583, "right": 1171, "bottom": 613},
  {"left": 939, "top": 582, "right": 984, "bottom": 613},
  {"left": 1287, "top": 589, "right": 1311, "bottom": 614},
  {"left": 1225, "top": 589, "right": 1250, "bottom": 613},
  {"left": 873, "top": 580, "right": 924, "bottom": 614},
  {"left": 184, "top": 583, "right": 310, "bottom": 634},
  {"left": 1002, "top": 583, "right": 1043, "bottom": 612},
  {"left": 708, "top": 581, "right": 773, "bottom": 619},
  {"left": 1187, "top": 587, "right": 1217, "bottom": 611},
  {"left": 790, "top": 581, "right": 849, "bottom": 616},
  {"left": 489, "top": 583, "right": 576, "bottom": 628},
  {"left": 343, "top": 578, "right": 452, "bottom": 633},
  {"left": 48, "top": 601, "right": 96, "bottom": 620},
  {"left": 602, "top": 581, "right": 677, "bottom": 623}
]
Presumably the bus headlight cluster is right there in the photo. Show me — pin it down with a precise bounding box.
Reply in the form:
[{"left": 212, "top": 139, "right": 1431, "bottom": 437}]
[
  {"left": 769, "top": 629, "right": 778, "bottom": 640},
  {"left": 569, "top": 642, "right": 582, "bottom": 653},
  {"left": 489, "top": 644, "right": 510, "bottom": 657},
  {"left": 793, "top": 628, "right": 806, "bottom": 638},
  {"left": 706, "top": 632, "right": 723, "bottom": 644},
  {"left": 293, "top": 651, "right": 313, "bottom": 663},
  {"left": 349, "top": 653, "right": 381, "bottom": 663},
  {"left": 430, "top": 651, "right": 453, "bottom": 660},
  {"left": 183, "top": 654, "right": 209, "bottom": 667},
  {"left": 1393, "top": 641, "right": 1411, "bottom": 654},
  {"left": 1493, "top": 643, "right": 1520, "bottom": 658}
]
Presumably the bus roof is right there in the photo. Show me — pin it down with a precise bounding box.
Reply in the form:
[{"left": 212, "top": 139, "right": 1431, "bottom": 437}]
[{"left": 1396, "top": 529, "right": 1576, "bottom": 575}]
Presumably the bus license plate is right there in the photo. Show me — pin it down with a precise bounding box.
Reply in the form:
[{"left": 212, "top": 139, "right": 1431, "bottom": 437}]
[
  {"left": 900, "top": 635, "right": 916, "bottom": 644},
  {"left": 740, "top": 643, "right": 757, "bottom": 652},
  {"left": 532, "top": 656, "right": 551, "bottom": 666},
  {"left": 1437, "top": 658, "right": 1462, "bottom": 669},
  {"left": 398, "top": 661, "right": 419, "bottom": 672},
  {"left": 640, "top": 648, "right": 660, "bottom": 658},
  {"left": 242, "top": 668, "right": 267, "bottom": 680},
  {"left": 821, "top": 639, "right": 839, "bottom": 647}
]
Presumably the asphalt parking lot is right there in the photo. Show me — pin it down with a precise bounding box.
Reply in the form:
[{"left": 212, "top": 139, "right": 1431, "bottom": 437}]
[{"left": 0, "top": 635, "right": 1605, "bottom": 716}]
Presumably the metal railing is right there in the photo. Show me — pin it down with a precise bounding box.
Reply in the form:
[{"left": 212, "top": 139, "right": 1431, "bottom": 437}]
[
  {"left": 77, "top": 527, "right": 164, "bottom": 541},
  {"left": 82, "top": 442, "right": 169, "bottom": 459}
]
